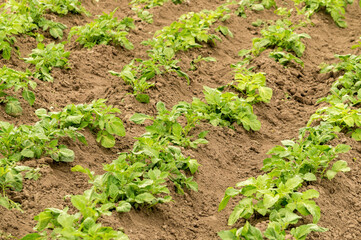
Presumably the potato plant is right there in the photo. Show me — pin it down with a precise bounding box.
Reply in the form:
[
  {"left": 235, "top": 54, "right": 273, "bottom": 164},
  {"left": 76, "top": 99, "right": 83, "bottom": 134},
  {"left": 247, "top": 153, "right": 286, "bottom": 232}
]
[
  {"left": 110, "top": 6, "right": 231, "bottom": 102},
  {"left": 239, "top": 19, "right": 310, "bottom": 68},
  {"left": 20, "top": 191, "right": 129, "bottom": 239},
  {"left": 218, "top": 123, "right": 350, "bottom": 239},
  {"left": 234, "top": 0, "right": 277, "bottom": 18},
  {"left": 3, "top": 0, "right": 69, "bottom": 41},
  {"left": 229, "top": 63, "right": 273, "bottom": 103},
  {"left": 192, "top": 86, "right": 261, "bottom": 131},
  {"left": 39, "top": 0, "right": 90, "bottom": 16},
  {"left": 311, "top": 54, "right": 361, "bottom": 141},
  {"left": 68, "top": 9, "right": 135, "bottom": 49},
  {"left": 0, "top": 100, "right": 126, "bottom": 210},
  {"left": 130, "top": 0, "right": 183, "bottom": 23},
  {"left": 24, "top": 42, "right": 70, "bottom": 82},
  {"left": 0, "top": 66, "right": 36, "bottom": 117},
  {"left": 131, "top": 101, "right": 208, "bottom": 148},
  {"left": 292, "top": 0, "right": 358, "bottom": 28}
]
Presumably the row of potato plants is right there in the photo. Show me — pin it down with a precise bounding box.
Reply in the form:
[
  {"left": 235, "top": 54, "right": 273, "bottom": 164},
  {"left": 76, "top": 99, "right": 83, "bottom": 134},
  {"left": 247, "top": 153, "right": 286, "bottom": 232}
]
[
  {"left": 217, "top": 7, "right": 361, "bottom": 240},
  {"left": 0, "top": 99, "right": 125, "bottom": 210},
  {"left": 109, "top": 4, "right": 233, "bottom": 103}
]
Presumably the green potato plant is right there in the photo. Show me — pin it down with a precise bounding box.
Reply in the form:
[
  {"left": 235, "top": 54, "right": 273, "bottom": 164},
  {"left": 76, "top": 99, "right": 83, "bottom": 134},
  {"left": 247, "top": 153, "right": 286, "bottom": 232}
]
[
  {"left": 24, "top": 42, "right": 70, "bottom": 82},
  {"left": 0, "top": 66, "right": 36, "bottom": 117},
  {"left": 68, "top": 9, "right": 134, "bottom": 49},
  {"left": 292, "top": 0, "right": 358, "bottom": 28}
]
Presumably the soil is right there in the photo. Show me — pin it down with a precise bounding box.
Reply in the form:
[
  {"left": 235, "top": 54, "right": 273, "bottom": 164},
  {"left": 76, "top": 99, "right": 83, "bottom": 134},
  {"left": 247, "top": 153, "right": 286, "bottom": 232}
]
[{"left": 1, "top": 0, "right": 361, "bottom": 239}]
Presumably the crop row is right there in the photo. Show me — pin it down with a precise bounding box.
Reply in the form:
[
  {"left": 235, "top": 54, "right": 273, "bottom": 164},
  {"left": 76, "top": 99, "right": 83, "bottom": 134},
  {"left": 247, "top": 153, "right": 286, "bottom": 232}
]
[{"left": 217, "top": 2, "right": 361, "bottom": 240}]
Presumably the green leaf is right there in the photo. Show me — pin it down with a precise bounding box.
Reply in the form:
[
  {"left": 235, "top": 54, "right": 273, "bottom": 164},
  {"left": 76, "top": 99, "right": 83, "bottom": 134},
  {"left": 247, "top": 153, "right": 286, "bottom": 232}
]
[
  {"left": 290, "top": 224, "right": 328, "bottom": 240},
  {"left": 107, "top": 120, "right": 125, "bottom": 136},
  {"left": 20, "top": 233, "right": 42, "bottom": 240},
  {"left": 334, "top": 144, "right": 350, "bottom": 154},
  {"left": 0, "top": 197, "right": 10, "bottom": 209},
  {"left": 116, "top": 201, "right": 132, "bottom": 213},
  {"left": 326, "top": 160, "right": 350, "bottom": 180},
  {"left": 303, "top": 173, "right": 317, "bottom": 181},
  {"left": 58, "top": 148, "right": 75, "bottom": 162},
  {"left": 130, "top": 113, "right": 151, "bottom": 124},
  {"left": 34, "top": 211, "right": 54, "bottom": 231},
  {"left": 135, "top": 193, "right": 155, "bottom": 203},
  {"left": 71, "top": 195, "right": 86, "bottom": 213},
  {"left": 218, "top": 195, "right": 231, "bottom": 212},
  {"left": 343, "top": 115, "right": 354, "bottom": 127},
  {"left": 285, "top": 175, "right": 303, "bottom": 190},
  {"left": 22, "top": 90, "right": 35, "bottom": 105},
  {"left": 352, "top": 129, "right": 361, "bottom": 141},
  {"left": 66, "top": 115, "right": 83, "bottom": 124},
  {"left": 259, "top": 87, "right": 273, "bottom": 102},
  {"left": 198, "top": 131, "right": 209, "bottom": 138},
  {"left": 302, "top": 189, "right": 319, "bottom": 200},
  {"left": 5, "top": 100, "right": 23, "bottom": 117},
  {"left": 97, "top": 131, "right": 115, "bottom": 148},
  {"left": 163, "top": 47, "right": 174, "bottom": 59},
  {"left": 304, "top": 201, "right": 321, "bottom": 223},
  {"left": 240, "top": 221, "right": 263, "bottom": 240},
  {"left": 187, "top": 159, "right": 200, "bottom": 174},
  {"left": 263, "top": 194, "right": 279, "bottom": 209},
  {"left": 218, "top": 229, "right": 238, "bottom": 240},
  {"left": 249, "top": 118, "right": 261, "bottom": 131},
  {"left": 21, "top": 149, "right": 35, "bottom": 158},
  {"left": 228, "top": 198, "right": 253, "bottom": 225}
]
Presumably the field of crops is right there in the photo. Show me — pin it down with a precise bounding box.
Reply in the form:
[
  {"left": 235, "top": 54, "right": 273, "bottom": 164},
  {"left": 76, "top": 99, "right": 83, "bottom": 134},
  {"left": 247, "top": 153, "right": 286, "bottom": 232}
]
[{"left": 1, "top": 0, "right": 361, "bottom": 239}]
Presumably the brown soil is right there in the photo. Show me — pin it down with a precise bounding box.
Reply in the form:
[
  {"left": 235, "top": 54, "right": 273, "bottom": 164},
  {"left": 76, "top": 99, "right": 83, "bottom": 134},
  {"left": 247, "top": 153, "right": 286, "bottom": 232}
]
[{"left": 1, "top": 0, "right": 361, "bottom": 239}]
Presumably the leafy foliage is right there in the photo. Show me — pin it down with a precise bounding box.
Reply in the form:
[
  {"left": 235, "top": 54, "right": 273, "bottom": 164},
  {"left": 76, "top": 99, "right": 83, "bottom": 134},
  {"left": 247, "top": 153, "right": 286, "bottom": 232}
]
[
  {"left": 36, "top": 99, "right": 126, "bottom": 148},
  {"left": 252, "top": 19, "right": 311, "bottom": 57},
  {"left": 24, "top": 42, "right": 70, "bottom": 82},
  {"left": 0, "top": 120, "right": 78, "bottom": 164},
  {"left": 69, "top": 9, "right": 135, "bottom": 49},
  {"left": 192, "top": 86, "right": 261, "bottom": 131},
  {"left": 0, "top": 100, "right": 125, "bottom": 210},
  {"left": 269, "top": 50, "right": 304, "bottom": 67},
  {"left": 238, "top": 19, "right": 310, "bottom": 68},
  {"left": 229, "top": 63, "right": 273, "bottom": 103},
  {"left": 319, "top": 54, "right": 361, "bottom": 105},
  {"left": 130, "top": 0, "right": 183, "bottom": 23},
  {"left": 110, "top": 6, "right": 230, "bottom": 102},
  {"left": 0, "top": 9, "right": 27, "bottom": 59},
  {"left": 20, "top": 191, "right": 129, "bottom": 239},
  {"left": 0, "top": 0, "right": 67, "bottom": 42},
  {"left": 312, "top": 54, "right": 361, "bottom": 141},
  {"left": 0, "top": 165, "right": 39, "bottom": 211},
  {"left": 292, "top": 0, "right": 356, "bottom": 28},
  {"left": 234, "top": 0, "right": 277, "bottom": 18},
  {"left": 218, "top": 123, "right": 348, "bottom": 239},
  {"left": 39, "top": 0, "right": 90, "bottom": 16},
  {"left": 131, "top": 101, "right": 208, "bottom": 148},
  {"left": 0, "top": 66, "right": 36, "bottom": 117},
  {"left": 189, "top": 55, "right": 216, "bottom": 71},
  {"left": 308, "top": 103, "right": 361, "bottom": 141}
]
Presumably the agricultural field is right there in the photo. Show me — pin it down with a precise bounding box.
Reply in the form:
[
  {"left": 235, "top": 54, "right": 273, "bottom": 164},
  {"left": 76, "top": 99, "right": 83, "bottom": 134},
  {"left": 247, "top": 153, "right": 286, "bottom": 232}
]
[{"left": 1, "top": 0, "right": 361, "bottom": 239}]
